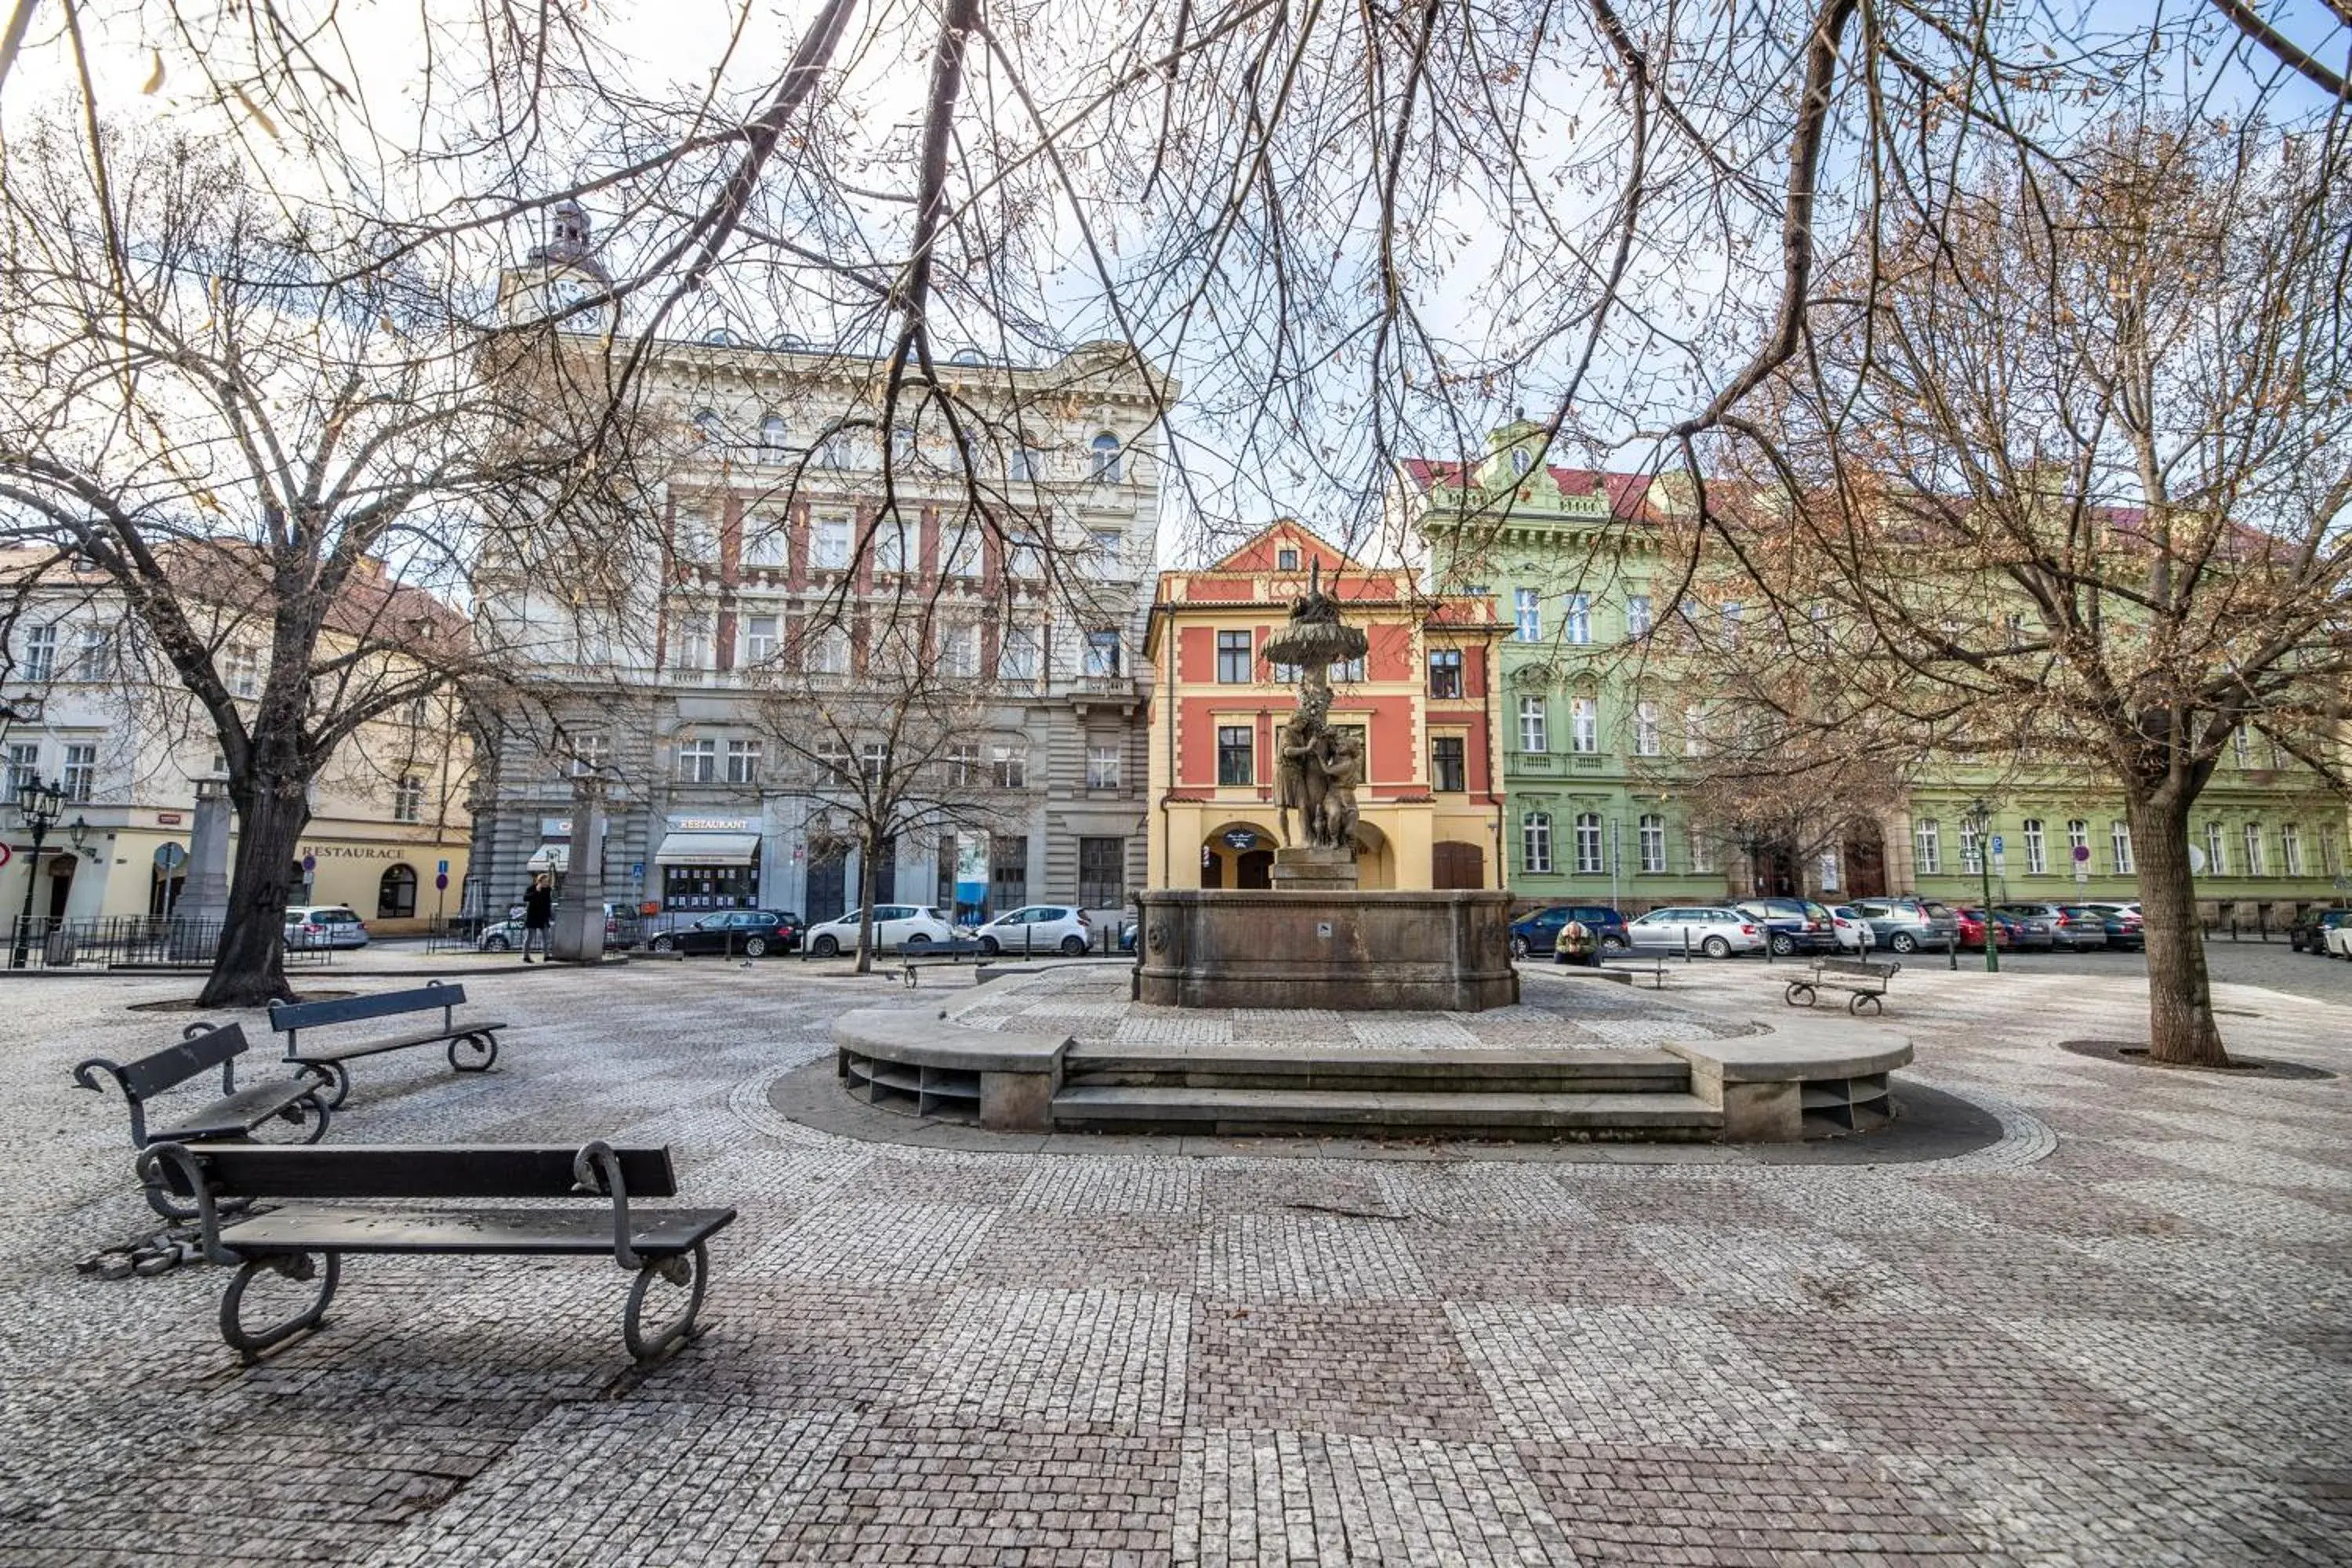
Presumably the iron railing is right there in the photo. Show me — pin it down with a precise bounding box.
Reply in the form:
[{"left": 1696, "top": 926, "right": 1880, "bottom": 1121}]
[{"left": 3, "top": 915, "right": 338, "bottom": 971}]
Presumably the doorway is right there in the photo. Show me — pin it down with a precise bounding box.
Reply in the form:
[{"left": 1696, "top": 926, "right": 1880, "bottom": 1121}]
[
  {"left": 1235, "top": 848, "right": 1274, "bottom": 889},
  {"left": 1432, "top": 840, "right": 1484, "bottom": 889},
  {"left": 806, "top": 844, "right": 848, "bottom": 924},
  {"left": 1840, "top": 822, "right": 1889, "bottom": 899}
]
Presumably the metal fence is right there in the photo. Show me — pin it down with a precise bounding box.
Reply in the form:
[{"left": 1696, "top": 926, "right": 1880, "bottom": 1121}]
[{"left": 1, "top": 915, "right": 339, "bottom": 972}]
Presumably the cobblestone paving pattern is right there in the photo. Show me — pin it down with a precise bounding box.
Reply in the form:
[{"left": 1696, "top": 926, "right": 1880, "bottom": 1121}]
[{"left": 0, "top": 956, "right": 2344, "bottom": 1565}]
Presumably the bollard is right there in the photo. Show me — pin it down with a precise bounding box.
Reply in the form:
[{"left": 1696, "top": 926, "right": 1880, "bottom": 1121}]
[
  {"left": 2230, "top": 919, "right": 2239, "bottom": 942},
  {"left": 1948, "top": 935, "right": 1958, "bottom": 971},
  {"left": 1682, "top": 928, "right": 1692, "bottom": 964}
]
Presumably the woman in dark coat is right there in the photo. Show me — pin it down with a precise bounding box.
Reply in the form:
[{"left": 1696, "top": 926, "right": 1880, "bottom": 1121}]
[{"left": 522, "top": 873, "right": 554, "bottom": 962}]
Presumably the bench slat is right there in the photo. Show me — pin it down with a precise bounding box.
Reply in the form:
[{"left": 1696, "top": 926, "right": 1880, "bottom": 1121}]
[
  {"left": 288, "top": 1022, "right": 507, "bottom": 1065},
  {"left": 158, "top": 1144, "right": 680, "bottom": 1202},
  {"left": 217, "top": 1203, "right": 735, "bottom": 1258},
  {"left": 152, "top": 1077, "right": 321, "bottom": 1142},
  {"left": 272, "top": 985, "right": 467, "bottom": 1031},
  {"left": 115, "top": 1024, "right": 250, "bottom": 1102}
]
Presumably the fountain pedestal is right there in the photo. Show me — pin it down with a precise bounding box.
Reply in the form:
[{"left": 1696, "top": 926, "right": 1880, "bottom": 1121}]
[
  {"left": 1270, "top": 846, "right": 1359, "bottom": 893},
  {"left": 1132, "top": 888, "right": 1519, "bottom": 1012}
]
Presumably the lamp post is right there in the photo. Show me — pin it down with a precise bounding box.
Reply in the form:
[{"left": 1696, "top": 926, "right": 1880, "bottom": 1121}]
[
  {"left": 9, "top": 778, "right": 67, "bottom": 968},
  {"left": 1964, "top": 797, "right": 1998, "bottom": 974}
]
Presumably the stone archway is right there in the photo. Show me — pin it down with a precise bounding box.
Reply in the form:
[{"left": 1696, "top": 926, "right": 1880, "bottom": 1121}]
[
  {"left": 1200, "top": 820, "right": 1282, "bottom": 891},
  {"left": 1840, "top": 819, "right": 1889, "bottom": 899}
]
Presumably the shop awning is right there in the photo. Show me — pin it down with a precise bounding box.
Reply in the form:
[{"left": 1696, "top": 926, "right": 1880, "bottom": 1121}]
[
  {"left": 526, "top": 844, "right": 571, "bottom": 873},
  {"left": 654, "top": 831, "right": 761, "bottom": 867}
]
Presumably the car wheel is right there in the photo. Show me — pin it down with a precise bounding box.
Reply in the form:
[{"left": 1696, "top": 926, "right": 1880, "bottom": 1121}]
[
  {"left": 1890, "top": 932, "right": 1918, "bottom": 954},
  {"left": 651, "top": 935, "right": 675, "bottom": 953},
  {"left": 1600, "top": 934, "right": 1628, "bottom": 951},
  {"left": 1702, "top": 935, "right": 1732, "bottom": 959},
  {"left": 904, "top": 933, "right": 932, "bottom": 950},
  {"left": 1769, "top": 933, "right": 1795, "bottom": 956},
  {"left": 1060, "top": 935, "right": 1087, "bottom": 956},
  {"left": 1509, "top": 935, "right": 1530, "bottom": 960},
  {"left": 743, "top": 936, "right": 768, "bottom": 958},
  {"left": 978, "top": 936, "right": 1000, "bottom": 956},
  {"left": 483, "top": 935, "right": 510, "bottom": 952},
  {"left": 812, "top": 935, "right": 839, "bottom": 958}
]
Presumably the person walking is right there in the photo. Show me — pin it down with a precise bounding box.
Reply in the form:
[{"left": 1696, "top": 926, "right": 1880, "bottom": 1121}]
[{"left": 521, "top": 873, "right": 554, "bottom": 963}]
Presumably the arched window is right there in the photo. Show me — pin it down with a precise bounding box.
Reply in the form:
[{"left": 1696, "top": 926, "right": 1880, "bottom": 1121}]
[
  {"left": 758, "top": 414, "right": 788, "bottom": 460},
  {"left": 1090, "top": 431, "right": 1123, "bottom": 484},
  {"left": 690, "top": 408, "right": 723, "bottom": 446},
  {"left": 1522, "top": 812, "right": 1553, "bottom": 875},
  {"left": 1510, "top": 447, "right": 1532, "bottom": 477},
  {"left": 377, "top": 863, "right": 418, "bottom": 920}
]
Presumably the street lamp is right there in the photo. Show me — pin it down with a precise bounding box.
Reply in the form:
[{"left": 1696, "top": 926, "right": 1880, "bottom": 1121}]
[
  {"left": 1962, "top": 797, "right": 1998, "bottom": 974},
  {"left": 9, "top": 778, "right": 67, "bottom": 969}
]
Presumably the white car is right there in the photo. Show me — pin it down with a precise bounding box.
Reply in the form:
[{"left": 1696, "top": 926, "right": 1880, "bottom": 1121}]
[
  {"left": 1622, "top": 906, "right": 1766, "bottom": 959},
  {"left": 974, "top": 905, "right": 1094, "bottom": 956},
  {"left": 803, "top": 904, "right": 958, "bottom": 957},
  {"left": 283, "top": 905, "right": 370, "bottom": 949},
  {"left": 1828, "top": 905, "right": 1874, "bottom": 953},
  {"left": 2325, "top": 924, "right": 2352, "bottom": 960}
]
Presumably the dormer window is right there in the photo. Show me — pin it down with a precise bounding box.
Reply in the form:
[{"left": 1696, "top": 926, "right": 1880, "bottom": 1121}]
[
  {"left": 1510, "top": 448, "right": 1532, "bottom": 477},
  {"left": 691, "top": 408, "right": 723, "bottom": 447},
  {"left": 1276, "top": 546, "right": 1300, "bottom": 571},
  {"left": 1090, "top": 432, "right": 1123, "bottom": 484}
]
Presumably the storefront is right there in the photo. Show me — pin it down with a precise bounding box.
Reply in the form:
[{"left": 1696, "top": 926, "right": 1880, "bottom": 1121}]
[{"left": 655, "top": 815, "right": 763, "bottom": 911}]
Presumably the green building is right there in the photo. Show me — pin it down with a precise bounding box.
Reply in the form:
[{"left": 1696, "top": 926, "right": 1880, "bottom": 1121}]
[{"left": 1393, "top": 420, "right": 2349, "bottom": 920}]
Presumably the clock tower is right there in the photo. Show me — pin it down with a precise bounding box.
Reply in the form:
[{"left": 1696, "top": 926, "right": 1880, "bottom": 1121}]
[{"left": 497, "top": 199, "right": 613, "bottom": 330}]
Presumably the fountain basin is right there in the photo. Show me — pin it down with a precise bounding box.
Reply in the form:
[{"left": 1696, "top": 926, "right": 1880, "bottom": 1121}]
[{"left": 1132, "top": 887, "right": 1519, "bottom": 1011}]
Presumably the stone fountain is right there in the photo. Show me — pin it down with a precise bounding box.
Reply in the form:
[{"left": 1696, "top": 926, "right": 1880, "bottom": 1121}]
[{"left": 1133, "top": 567, "right": 1519, "bottom": 1011}]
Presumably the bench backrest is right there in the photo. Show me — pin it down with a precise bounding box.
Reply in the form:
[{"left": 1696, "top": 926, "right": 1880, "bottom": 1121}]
[
  {"left": 1820, "top": 958, "right": 1893, "bottom": 978},
  {"left": 113, "top": 1022, "right": 250, "bottom": 1100},
  {"left": 151, "top": 1142, "right": 678, "bottom": 1202},
  {"left": 271, "top": 982, "right": 465, "bottom": 1032}
]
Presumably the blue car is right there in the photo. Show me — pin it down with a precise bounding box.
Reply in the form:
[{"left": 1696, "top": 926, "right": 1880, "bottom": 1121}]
[{"left": 1509, "top": 904, "right": 1630, "bottom": 958}]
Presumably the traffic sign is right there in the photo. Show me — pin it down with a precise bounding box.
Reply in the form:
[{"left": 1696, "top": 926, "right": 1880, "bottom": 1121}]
[
  {"left": 301, "top": 853, "right": 316, "bottom": 871},
  {"left": 437, "top": 858, "right": 450, "bottom": 875},
  {"left": 1990, "top": 834, "right": 2004, "bottom": 855},
  {"left": 0, "top": 843, "right": 12, "bottom": 869},
  {"left": 2071, "top": 844, "right": 2091, "bottom": 862},
  {"left": 154, "top": 843, "right": 187, "bottom": 870},
  {"left": 630, "top": 861, "right": 644, "bottom": 878},
  {"left": 434, "top": 873, "right": 448, "bottom": 891}
]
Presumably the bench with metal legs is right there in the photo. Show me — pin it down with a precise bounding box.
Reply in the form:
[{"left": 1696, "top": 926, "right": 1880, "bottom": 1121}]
[
  {"left": 74, "top": 1022, "right": 332, "bottom": 1220},
  {"left": 270, "top": 981, "right": 506, "bottom": 1107}
]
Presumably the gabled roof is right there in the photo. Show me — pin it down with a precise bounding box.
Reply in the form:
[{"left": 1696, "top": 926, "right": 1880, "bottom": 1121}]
[{"left": 1202, "top": 518, "right": 1375, "bottom": 575}]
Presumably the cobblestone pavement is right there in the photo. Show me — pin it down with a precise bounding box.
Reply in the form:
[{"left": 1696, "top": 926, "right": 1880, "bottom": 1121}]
[{"left": 1, "top": 958, "right": 2347, "bottom": 1566}]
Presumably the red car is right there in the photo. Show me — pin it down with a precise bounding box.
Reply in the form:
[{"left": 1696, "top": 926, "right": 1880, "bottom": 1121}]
[{"left": 1955, "top": 907, "right": 2013, "bottom": 950}]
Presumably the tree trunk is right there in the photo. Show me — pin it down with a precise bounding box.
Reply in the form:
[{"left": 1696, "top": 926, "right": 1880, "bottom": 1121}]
[
  {"left": 853, "top": 829, "right": 878, "bottom": 976},
  {"left": 198, "top": 776, "right": 310, "bottom": 1007},
  {"left": 2129, "top": 791, "right": 2230, "bottom": 1068}
]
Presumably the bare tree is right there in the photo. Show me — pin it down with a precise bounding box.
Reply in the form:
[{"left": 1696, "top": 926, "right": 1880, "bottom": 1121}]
[
  {"left": 1696, "top": 119, "right": 2352, "bottom": 1066},
  {"left": 0, "top": 125, "right": 637, "bottom": 1004}
]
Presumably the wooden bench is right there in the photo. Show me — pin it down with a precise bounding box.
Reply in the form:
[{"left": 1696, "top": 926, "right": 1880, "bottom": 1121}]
[
  {"left": 1784, "top": 956, "right": 1900, "bottom": 1016},
  {"left": 901, "top": 938, "right": 987, "bottom": 986},
  {"left": 1599, "top": 952, "right": 1671, "bottom": 989},
  {"left": 136, "top": 1140, "right": 737, "bottom": 1366},
  {"left": 270, "top": 982, "right": 506, "bottom": 1108},
  {"left": 74, "top": 1022, "right": 332, "bottom": 1219}
]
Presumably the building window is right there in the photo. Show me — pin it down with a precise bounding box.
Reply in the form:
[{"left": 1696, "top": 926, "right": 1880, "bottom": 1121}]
[
  {"left": 225, "top": 644, "right": 262, "bottom": 698},
  {"left": 1216, "top": 630, "right": 1253, "bottom": 684},
  {"left": 1329, "top": 653, "right": 1365, "bottom": 683},
  {"left": 2241, "top": 822, "right": 2264, "bottom": 877},
  {"left": 940, "top": 622, "right": 978, "bottom": 677},
  {"left": 2232, "top": 728, "right": 2251, "bottom": 768},
  {"left": 690, "top": 408, "right": 723, "bottom": 445},
  {"left": 744, "top": 615, "right": 779, "bottom": 665},
  {"left": 1518, "top": 696, "right": 1548, "bottom": 753},
  {"left": 1914, "top": 819, "right": 1941, "bottom": 876},
  {"left": 815, "top": 739, "right": 854, "bottom": 785},
  {"left": 1086, "top": 530, "right": 1123, "bottom": 576},
  {"left": 946, "top": 744, "right": 980, "bottom": 788},
  {"left": 74, "top": 626, "right": 112, "bottom": 681},
  {"left": 1682, "top": 706, "right": 1706, "bottom": 757},
  {"left": 1084, "top": 629, "right": 1122, "bottom": 677},
  {"left": 873, "top": 522, "right": 906, "bottom": 574},
  {"left": 758, "top": 414, "right": 788, "bottom": 459},
  {"left": 4, "top": 742, "right": 35, "bottom": 800},
  {"left": 21, "top": 623, "right": 57, "bottom": 682},
  {"left": 1639, "top": 814, "right": 1667, "bottom": 873},
  {"left": 1573, "top": 812, "right": 1603, "bottom": 874},
  {"left": 1514, "top": 588, "right": 1541, "bottom": 641},
  {"left": 377, "top": 864, "right": 418, "bottom": 919},
  {"left": 1000, "top": 626, "right": 1040, "bottom": 682},
  {"left": 392, "top": 773, "right": 423, "bottom": 822},
  {"left": 1510, "top": 447, "right": 1532, "bottom": 477},
  {"left": 2321, "top": 825, "right": 2340, "bottom": 877},
  {"left": 1087, "top": 745, "right": 1122, "bottom": 789},
  {"left": 1217, "top": 725, "right": 1254, "bottom": 786},
  {"left": 676, "top": 739, "right": 716, "bottom": 783},
  {"left": 673, "top": 614, "right": 712, "bottom": 670},
  {"left": 1428, "top": 648, "right": 1463, "bottom": 699},
  {"left": 1522, "top": 812, "right": 1553, "bottom": 875},
  {"left": 815, "top": 516, "right": 851, "bottom": 570},
  {"left": 860, "top": 742, "right": 888, "bottom": 782},
  {"left": 1007, "top": 446, "right": 1044, "bottom": 482},
  {"left": 1633, "top": 702, "right": 1661, "bottom": 757},
  {"left": 1077, "top": 837, "right": 1126, "bottom": 909},
  {"left": 1689, "top": 828, "right": 1715, "bottom": 875},
  {"left": 62, "top": 743, "right": 96, "bottom": 802},
  {"left": 944, "top": 526, "right": 982, "bottom": 578},
  {"left": 2281, "top": 822, "right": 2303, "bottom": 877},
  {"left": 2067, "top": 819, "right": 2089, "bottom": 869},
  {"left": 1277, "top": 546, "right": 1300, "bottom": 571},
  {"left": 1570, "top": 697, "right": 1599, "bottom": 754},
  {"left": 1090, "top": 431, "right": 1123, "bottom": 483},
  {"left": 1624, "top": 594, "right": 1652, "bottom": 638},
  {"left": 889, "top": 426, "right": 916, "bottom": 464},
  {"left": 2112, "top": 819, "right": 2136, "bottom": 875},
  {"left": 568, "top": 733, "right": 609, "bottom": 776},
  {"left": 742, "top": 521, "right": 788, "bottom": 569},
  {"left": 1564, "top": 593, "right": 1591, "bottom": 644},
  {"left": 991, "top": 744, "right": 1026, "bottom": 789},
  {"left": 2022, "top": 818, "right": 2046, "bottom": 875},
  {"left": 1958, "top": 819, "right": 1982, "bottom": 875},
  {"left": 1431, "top": 735, "right": 1466, "bottom": 793},
  {"left": 2204, "top": 821, "right": 2226, "bottom": 876},
  {"left": 726, "top": 740, "right": 761, "bottom": 786},
  {"left": 810, "top": 626, "right": 851, "bottom": 676},
  {"left": 1719, "top": 601, "right": 1743, "bottom": 648}
]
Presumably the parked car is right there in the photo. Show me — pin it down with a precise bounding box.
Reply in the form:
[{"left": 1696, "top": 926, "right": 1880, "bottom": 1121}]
[
  {"left": 1989, "top": 903, "right": 2065, "bottom": 952},
  {"left": 1955, "top": 907, "right": 2015, "bottom": 951},
  {"left": 2288, "top": 906, "right": 2352, "bottom": 954},
  {"left": 647, "top": 909, "right": 803, "bottom": 956},
  {"left": 973, "top": 905, "right": 1094, "bottom": 956},
  {"left": 1118, "top": 918, "right": 1138, "bottom": 953},
  {"left": 2079, "top": 902, "right": 2146, "bottom": 951},
  {"left": 1849, "top": 898, "right": 1959, "bottom": 955},
  {"left": 1998, "top": 901, "right": 2104, "bottom": 951},
  {"left": 1509, "top": 903, "right": 1631, "bottom": 958},
  {"left": 1623, "top": 906, "right": 1766, "bottom": 959},
  {"left": 803, "top": 904, "right": 959, "bottom": 957},
  {"left": 2034, "top": 905, "right": 2109, "bottom": 951},
  {"left": 284, "top": 905, "right": 369, "bottom": 949},
  {"left": 1826, "top": 905, "right": 1874, "bottom": 953},
  {"left": 1733, "top": 898, "right": 1839, "bottom": 956},
  {"left": 2325, "top": 923, "right": 2352, "bottom": 960},
  {"left": 479, "top": 902, "right": 634, "bottom": 952}
]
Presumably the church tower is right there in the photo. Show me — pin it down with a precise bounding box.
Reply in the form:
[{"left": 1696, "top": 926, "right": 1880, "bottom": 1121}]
[{"left": 497, "top": 199, "right": 613, "bottom": 329}]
